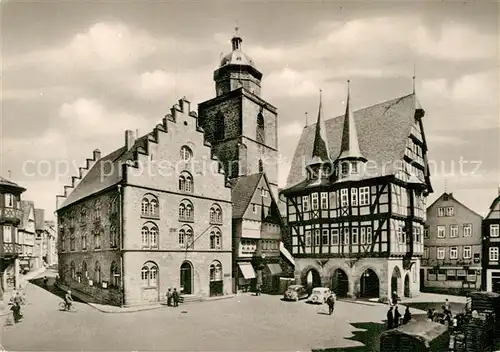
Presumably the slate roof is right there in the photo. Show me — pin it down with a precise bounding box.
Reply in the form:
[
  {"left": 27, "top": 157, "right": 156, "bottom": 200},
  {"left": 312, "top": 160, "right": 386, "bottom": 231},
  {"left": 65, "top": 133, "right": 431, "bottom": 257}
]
[
  {"left": 59, "top": 135, "right": 149, "bottom": 210},
  {"left": 0, "top": 176, "right": 25, "bottom": 192},
  {"left": 19, "top": 200, "right": 34, "bottom": 231},
  {"left": 486, "top": 192, "right": 500, "bottom": 220},
  {"left": 285, "top": 93, "right": 418, "bottom": 189},
  {"left": 309, "top": 92, "right": 331, "bottom": 165},
  {"left": 229, "top": 173, "right": 263, "bottom": 219}
]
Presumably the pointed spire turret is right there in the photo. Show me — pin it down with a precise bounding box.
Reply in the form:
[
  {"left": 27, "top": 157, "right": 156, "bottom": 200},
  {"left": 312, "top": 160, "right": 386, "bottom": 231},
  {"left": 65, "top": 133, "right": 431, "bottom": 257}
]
[
  {"left": 335, "top": 81, "right": 367, "bottom": 181},
  {"left": 306, "top": 89, "right": 332, "bottom": 182},
  {"left": 308, "top": 90, "right": 331, "bottom": 165},
  {"left": 413, "top": 66, "right": 425, "bottom": 118},
  {"left": 338, "top": 81, "right": 365, "bottom": 161}
]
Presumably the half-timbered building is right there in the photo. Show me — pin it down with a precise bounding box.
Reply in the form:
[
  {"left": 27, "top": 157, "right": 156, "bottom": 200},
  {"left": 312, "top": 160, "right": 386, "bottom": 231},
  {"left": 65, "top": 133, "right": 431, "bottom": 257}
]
[
  {"left": 482, "top": 188, "right": 500, "bottom": 292},
  {"left": 281, "top": 82, "right": 433, "bottom": 301}
]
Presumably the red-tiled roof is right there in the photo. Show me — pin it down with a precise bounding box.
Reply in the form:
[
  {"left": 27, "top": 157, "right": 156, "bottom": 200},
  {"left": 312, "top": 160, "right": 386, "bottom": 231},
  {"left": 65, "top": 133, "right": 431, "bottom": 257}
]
[
  {"left": 286, "top": 93, "right": 417, "bottom": 189},
  {"left": 229, "top": 173, "right": 263, "bottom": 219},
  {"left": 59, "top": 135, "right": 149, "bottom": 209}
]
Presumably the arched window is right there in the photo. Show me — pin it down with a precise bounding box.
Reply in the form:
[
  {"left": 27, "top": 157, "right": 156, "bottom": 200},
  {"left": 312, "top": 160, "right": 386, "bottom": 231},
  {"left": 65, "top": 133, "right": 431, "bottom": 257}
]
[
  {"left": 110, "top": 261, "right": 120, "bottom": 287},
  {"left": 110, "top": 225, "right": 118, "bottom": 248},
  {"left": 150, "top": 226, "right": 158, "bottom": 248},
  {"left": 80, "top": 209, "right": 87, "bottom": 224},
  {"left": 70, "top": 261, "right": 76, "bottom": 280},
  {"left": 82, "top": 261, "right": 88, "bottom": 280},
  {"left": 141, "top": 198, "right": 149, "bottom": 215},
  {"left": 179, "top": 171, "right": 194, "bottom": 192},
  {"left": 210, "top": 228, "right": 222, "bottom": 250},
  {"left": 179, "top": 200, "right": 194, "bottom": 221},
  {"left": 214, "top": 111, "right": 225, "bottom": 141},
  {"left": 141, "top": 262, "right": 158, "bottom": 287},
  {"left": 149, "top": 199, "right": 158, "bottom": 216},
  {"left": 94, "top": 261, "right": 101, "bottom": 284},
  {"left": 210, "top": 261, "right": 223, "bottom": 281},
  {"left": 180, "top": 145, "right": 193, "bottom": 161},
  {"left": 209, "top": 204, "right": 223, "bottom": 224},
  {"left": 141, "top": 194, "right": 159, "bottom": 218},
  {"left": 141, "top": 222, "right": 159, "bottom": 249},
  {"left": 141, "top": 226, "right": 149, "bottom": 247},
  {"left": 95, "top": 201, "right": 102, "bottom": 220},
  {"left": 179, "top": 226, "right": 194, "bottom": 249},
  {"left": 94, "top": 230, "right": 101, "bottom": 249},
  {"left": 256, "top": 113, "right": 265, "bottom": 143}
]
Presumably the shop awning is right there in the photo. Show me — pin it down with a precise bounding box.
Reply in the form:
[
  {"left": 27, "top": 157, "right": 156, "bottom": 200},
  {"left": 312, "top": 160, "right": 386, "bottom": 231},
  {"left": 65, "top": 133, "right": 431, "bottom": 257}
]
[
  {"left": 238, "top": 262, "right": 256, "bottom": 279},
  {"left": 267, "top": 263, "right": 282, "bottom": 275}
]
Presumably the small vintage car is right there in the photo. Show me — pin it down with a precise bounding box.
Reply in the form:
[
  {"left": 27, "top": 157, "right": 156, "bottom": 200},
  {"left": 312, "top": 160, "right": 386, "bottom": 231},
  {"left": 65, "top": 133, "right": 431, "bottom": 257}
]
[
  {"left": 283, "top": 285, "right": 309, "bottom": 301},
  {"left": 306, "top": 287, "right": 333, "bottom": 304}
]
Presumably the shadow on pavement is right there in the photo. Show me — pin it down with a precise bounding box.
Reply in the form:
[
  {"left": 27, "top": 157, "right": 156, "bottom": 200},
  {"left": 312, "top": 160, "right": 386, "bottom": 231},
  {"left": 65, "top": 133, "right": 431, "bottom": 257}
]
[
  {"left": 311, "top": 321, "right": 388, "bottom": 352},
  {"left": 28, "top": 277, "right": 85, "bottom": 303}
]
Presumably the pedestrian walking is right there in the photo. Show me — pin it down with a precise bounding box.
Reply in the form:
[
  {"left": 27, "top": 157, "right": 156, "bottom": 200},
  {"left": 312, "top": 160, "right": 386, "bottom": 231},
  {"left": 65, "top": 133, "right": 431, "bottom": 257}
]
[
  {"left": 445, "top": 298, "right": 450, "bottom": 312},
  {"left": 172, "top": 288, "right": 179, "bottom": 307},
  {"left": 394, "top": 306, "right": 401, "bottom": 328},
  {"left": 166, "top": 288, "right": 173, "bottom": 307},
  {"left": 386, "top": 306, "right": 394, "bottom": 330},
  {"left": 391, "top": 291, "right": 398, "bottom": 305},
  {"left": 256, "top": 285, "right": 262, "bottom": 296},
  {"left": 43, "top": 276, "right": 48, "bottom": 287},
  {"left": 326, "top": 293, "right": 335, "bottom": 315},
  {"left": 403, "top": 306, "right": 412, "bottom": 324}
]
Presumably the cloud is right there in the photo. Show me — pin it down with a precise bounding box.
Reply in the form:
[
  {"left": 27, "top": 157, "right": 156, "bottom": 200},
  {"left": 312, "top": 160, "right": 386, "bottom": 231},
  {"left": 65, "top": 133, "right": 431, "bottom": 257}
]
[
  {"left": 5, "top": 22, "right": 158, "bottom": 71},
  {"left": 413, "top": 23, "right": 497, "bottom": 61},
  {"left": 280, "top": 121, "right": 304, "bottom": 137},
  {"left": 58, "top": 98, "right": 149, "bottom": 136}
]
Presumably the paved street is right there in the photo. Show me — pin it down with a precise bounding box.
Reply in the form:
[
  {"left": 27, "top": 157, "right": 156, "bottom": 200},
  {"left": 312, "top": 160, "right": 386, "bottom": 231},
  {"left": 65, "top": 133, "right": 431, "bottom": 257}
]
[{"left": 1, "top": 271, "right": 426, "bottom": 352}]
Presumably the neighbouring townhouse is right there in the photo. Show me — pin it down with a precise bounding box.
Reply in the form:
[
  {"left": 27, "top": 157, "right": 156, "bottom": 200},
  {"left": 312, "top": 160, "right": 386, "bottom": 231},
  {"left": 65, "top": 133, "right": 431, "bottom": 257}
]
[
  {"left": 421, "top": 192, "right": 483, "bottom": 294},
  {"left": 482, "top": 188, "right": 500, "bottom": 292}
]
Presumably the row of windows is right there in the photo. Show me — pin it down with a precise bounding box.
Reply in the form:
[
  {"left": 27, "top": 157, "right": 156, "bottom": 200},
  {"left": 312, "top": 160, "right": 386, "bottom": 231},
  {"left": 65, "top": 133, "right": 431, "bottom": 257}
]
[
  {"left": 427, "top": 269, "right": 478, "bottom": 282},
  {"left": 141, "top": 195, "right": 223, "bottom": 224},
  {"left": 65, "top": 199, "right": 119, "bottom": 227},
  {"left": 435, "top": 224, "right": 472, "bottom": 238},
  {"left": 299, "top": 187, "right": 371, "bottom": 212},
  {"left": 426, "top": 246, "right": 473, "bottom": 260},
  {"left": 141, "top": 260, "right": 223, "bottom": 288},
  {"left": 395, "top": 226, "right": 422, "bottom": 244},
  {"left": 304, "top": 227, "right": 374, "bottom": 247},
  {"left": 141, "top": 223, "right": 223, "bottom": 250},
  {"left": 66, "top": 260, "right": 120, "bottom": 287},
  {"left": 62, "top": 226, "right": 118, "bottom": 252},
  {"left": 437, "top": 207, "right": 454, "bottom": 217}
]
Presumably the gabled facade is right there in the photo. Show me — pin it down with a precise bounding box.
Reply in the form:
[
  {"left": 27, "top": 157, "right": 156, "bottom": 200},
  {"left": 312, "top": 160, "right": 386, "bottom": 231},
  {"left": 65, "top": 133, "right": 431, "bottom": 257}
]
[
  {"left": 482, "top": 188, "right": 500, "bottom": 292},
  {"left": 231, "top": 173, "right": 293, "bottom": 293},
  {"left": 18, "top": 201, "right": 36, "bottom": 272},
  {"left": 422, "top": 192, "right": 483, "bottom": 294},
  {"left": 0, "top": 176, "right": 25, "bottom": 296},
  {"left": 281, "top": 84, "right": 432, "bottom": 301},
  {"left": 56, "top": 98, "right": 233, "bottom": 307}
]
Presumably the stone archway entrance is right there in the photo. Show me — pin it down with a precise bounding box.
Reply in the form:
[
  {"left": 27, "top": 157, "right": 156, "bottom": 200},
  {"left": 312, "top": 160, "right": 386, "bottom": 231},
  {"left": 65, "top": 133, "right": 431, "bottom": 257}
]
[
  {"left": 360, "top": 269, "right": 380, "bottom": 298},
  {"left": 391, "top": 266, "right": 402, "bottom": 297},
  {"left": 404, "top": 274, "right": 410, "bottom": 298},
  {"left": 303, "top": 268, "right": 321, "bottom": 294},
  {"left": 180, "top": 261, "right": 193, "bottom": 295},
  {"left": 331, "top": 268, "right": 349, "bottom": 297}
]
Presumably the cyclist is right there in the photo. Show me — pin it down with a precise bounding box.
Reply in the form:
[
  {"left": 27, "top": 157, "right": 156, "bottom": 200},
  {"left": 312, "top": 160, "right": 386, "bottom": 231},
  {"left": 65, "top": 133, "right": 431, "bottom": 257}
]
[{"left": 64, "top": 290, "right": 73, "bottom": 311}]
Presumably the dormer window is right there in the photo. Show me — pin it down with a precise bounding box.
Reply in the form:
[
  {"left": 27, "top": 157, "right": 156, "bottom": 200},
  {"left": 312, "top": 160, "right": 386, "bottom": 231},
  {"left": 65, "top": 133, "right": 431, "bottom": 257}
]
[{"left": 351, "top": 162, "right": 358, "bottom": 174}]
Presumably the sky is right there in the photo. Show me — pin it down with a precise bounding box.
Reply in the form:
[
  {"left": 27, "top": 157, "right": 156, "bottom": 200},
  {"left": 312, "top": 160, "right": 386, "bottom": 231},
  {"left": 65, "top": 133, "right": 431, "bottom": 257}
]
[{"left": 1, "top": 0, "right": 499, "bottom": 221}]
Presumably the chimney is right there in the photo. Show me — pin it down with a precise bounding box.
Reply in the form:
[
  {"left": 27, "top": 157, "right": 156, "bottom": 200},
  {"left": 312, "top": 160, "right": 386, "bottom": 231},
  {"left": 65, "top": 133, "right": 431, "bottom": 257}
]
[
  {"left": 125, "top": 130, "right": 135, "bottom": 151},
  {"left": 93, "top": 149, "right": 101, "bottom": 160}
]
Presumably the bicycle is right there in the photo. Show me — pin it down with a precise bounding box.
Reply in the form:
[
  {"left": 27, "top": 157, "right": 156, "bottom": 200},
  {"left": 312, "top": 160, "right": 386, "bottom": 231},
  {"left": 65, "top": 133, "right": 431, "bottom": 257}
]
[{"left": 59, "top": 301, "right": 76, "bottom": 312}]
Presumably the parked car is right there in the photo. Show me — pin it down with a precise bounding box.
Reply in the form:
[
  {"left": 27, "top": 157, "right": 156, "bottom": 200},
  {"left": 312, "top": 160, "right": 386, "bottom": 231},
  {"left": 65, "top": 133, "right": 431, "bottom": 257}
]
[
  {"left": 307, "top": 287, "right": 332, "bottom": 304},
  {"left": 283, "top": 285, "right": 309, "bottom": 301}
]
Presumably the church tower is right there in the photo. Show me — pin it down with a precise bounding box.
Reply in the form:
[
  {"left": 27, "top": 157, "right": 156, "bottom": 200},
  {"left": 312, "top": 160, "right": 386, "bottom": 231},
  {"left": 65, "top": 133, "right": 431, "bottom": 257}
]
[{"left": 198, "top": 28, "right": 279, "bottom": 198}]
